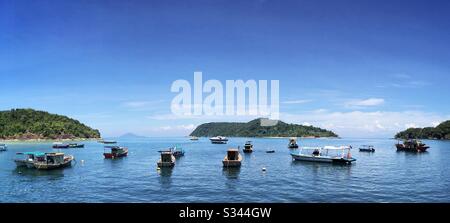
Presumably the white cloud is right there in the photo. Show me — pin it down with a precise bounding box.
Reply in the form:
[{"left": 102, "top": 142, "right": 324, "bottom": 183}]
[
  {"left": 282, "top": 99, "right": 313, "bottom": 104},
  {"left": 281, "top": 110, "right": 448, "bottom": 137},
  {"left": 345, "top": 98, "right": 385, "bottom": 107}
]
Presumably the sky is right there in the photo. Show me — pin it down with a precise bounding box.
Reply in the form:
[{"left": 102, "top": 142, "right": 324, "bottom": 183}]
[{"left": 1, "top": 0, "right": 450, "bottom": 138}]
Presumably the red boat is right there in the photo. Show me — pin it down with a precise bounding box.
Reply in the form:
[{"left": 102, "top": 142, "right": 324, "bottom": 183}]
[
  {"left": 103, "top": 146, "right": 129, "bottom": 159},
  {"left": 396, "top": 139, "right": 430, "bottom": 152}
]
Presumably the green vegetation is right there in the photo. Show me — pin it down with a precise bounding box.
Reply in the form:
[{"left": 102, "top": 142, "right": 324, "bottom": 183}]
[
  {"left": 190, "top": 118, "right": 338, "bottom": 138},
  {"left": 0, "top": 109, "right": 101, "bottom": 140},
  {"left": 395, "top": 120, "right": 450, "bottom": 140}
]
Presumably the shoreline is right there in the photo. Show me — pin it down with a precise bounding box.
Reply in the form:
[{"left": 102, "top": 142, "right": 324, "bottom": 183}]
[{"left": 0, "top": 138, "right": 102, "bottom": 144}]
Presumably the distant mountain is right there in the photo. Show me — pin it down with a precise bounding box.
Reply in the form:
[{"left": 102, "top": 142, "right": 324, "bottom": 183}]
[
  {"left": 118, "top": 133, "right": 147, "bottom": 139},
  {"left": 395, "top": 120, "right": 450, "bottom": 140},
  {"left": 190, "top": 118, "right": 338, "bottom": 138},
  {"left": 0, "top": 108, "right": 101, "bottom": 140}
]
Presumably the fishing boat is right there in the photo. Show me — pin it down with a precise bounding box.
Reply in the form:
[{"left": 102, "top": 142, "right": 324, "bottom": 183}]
[
  {"left": 0, "top": 144, "right": 7, "bottom": 151},
  {"left": 190, "top": 136, "right": 199, "bottom": 141},
  {"left": 223, "top": 149, "right": 243, "bottom": 168},
  {"left": 103, "top": 146, "right": 129, "bottom": 159},
  {"left": 288, "top": 138, "right": 299, "bottom": 149},
  {"left": 15, "top": 152, "right": 46, "bottom": 168},
  {"left": 15, "top": 152, "right": 74, "bottom": 170},
  {"left": 99, "top": 140, "right": 117, "bottom": 144},
  {"left": 396, "top": 139, "right": 430, "bottom": 152},
  {"left": 171, "top": 145, "right": 185, "bottom": 158},
  {"left": 359, "top": 145, "right": 375, "bottom": 152},
  {"left": 243, "top": 141, "right": 254, "bottom": 153},
  {"left": 210, "top": 136, "right": 229, "bottom": 144},
  {"left": 52, "top": 142, "right": 70, "bottom": 149},
  {"left": 68, "top": 143, "right": 85, "bottom": 148},
  {"left": 291, "top": 146, "right": 356, "bottom": 164},
  {"left": 33, "top": 153, "right": 74, "bottom": 170},
  {"left": 158, "top": 151, "right": 176, "bottom": 168}
]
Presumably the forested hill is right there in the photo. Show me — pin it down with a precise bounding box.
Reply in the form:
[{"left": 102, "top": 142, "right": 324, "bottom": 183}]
[
  {"left": 0, "top": 109, "right": 101, "bottom": 140},
  {"left": 190, "top": 118, "right": 338, "bottom": 138},
  {"left": 395, "top": 120, "right": 450, "bottom": 140}
]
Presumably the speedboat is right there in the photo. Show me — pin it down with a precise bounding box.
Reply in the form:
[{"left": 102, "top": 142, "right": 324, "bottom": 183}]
[
  {"left": 52, "top": 142, "right": 70, "bottom": 149},
  {"left": 68, "top": 143, "right": 85, "bottom": 148},
  {"left": 291, "top": 146, "right": 356, "bottom": 164},
  {"left": 243, "top": 141, "right": 254, "bottom": 153},
  {"left": 359, "top": 145, "right": 375, "bottom": 152},
  {"left": 210, "top": 136, "right": 229, "bottom": 144}
]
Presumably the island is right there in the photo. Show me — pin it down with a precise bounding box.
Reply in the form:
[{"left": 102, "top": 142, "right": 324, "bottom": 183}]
[
  {"left": 395, "top": 120, "right": 450, "bottom": 140},
  {"left": 0, "top": 108, "right": 101, "bottom": 140},
  {"left": 190, "top": 118, "right": 338, "bottom": 138}
]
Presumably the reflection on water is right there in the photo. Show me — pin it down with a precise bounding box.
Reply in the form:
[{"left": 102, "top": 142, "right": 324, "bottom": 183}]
[
  {"left": 13, "top": 167, "right": 65, "bottom": 179},
  {"left": 222, "top": 167, "right": 241, "bottom": 179},
  {"left": 158, "top": 167, "right": 173, "bottom": 188}
]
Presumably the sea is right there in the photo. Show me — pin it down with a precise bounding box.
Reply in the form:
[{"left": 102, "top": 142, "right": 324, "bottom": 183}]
[{"left": 1, "top": 137, "right": 449, "bottom": 203}]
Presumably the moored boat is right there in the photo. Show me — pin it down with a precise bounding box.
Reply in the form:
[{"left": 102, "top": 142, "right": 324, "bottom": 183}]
[
  {"left": 190, "top": 136, "right": 199, "bottom": 141},
  {"left": 171, "top": 145, "right": 185, "bottom": 158},
  {"left": 291, "top": 146, "right": 356, "bottom": 164},
  {"left": 210, "top": 136, "right": 229, "bottom": 144},
  {"left": 158, "top": 151, "right": 176, "bottom": 168},
  {"left": 52, "top": 142, "right": 70, "bottom": 149},
  {"left": 0, "top": 144, "right": 7, "bottom": 151},
  {"left": 396, "top": 139, "right": 430, "bottom": 152},
  {"left": 223, "top": 149, "right": 242, "bottom": 168},
  {"left": 68, "top": 143, "right": 85, "bottom": 148},
  {"left": 288, "top": 138, "right": 299, "bottom": 149},
  {"left": 103, "top": 146, "right": 129, "bottom": 159},
  {"left": 99, "top": 140, "right": 117, "bottom": 144},
  {"left": 359, "top": 145, "right": 375, "bottom": 152},
  {"left": 15, "top": 152, "right": 46, "bottom": 168},
  {"left": 33, "top": 153, "right": 74, "bottom": 170},
  {"left": 243, "top": 141, "right": 254, "bottom": 153}
]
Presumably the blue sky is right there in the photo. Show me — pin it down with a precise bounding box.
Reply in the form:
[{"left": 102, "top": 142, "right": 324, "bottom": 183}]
[{"left": 1, "top": 0, "right": 450, "bottom": 137}]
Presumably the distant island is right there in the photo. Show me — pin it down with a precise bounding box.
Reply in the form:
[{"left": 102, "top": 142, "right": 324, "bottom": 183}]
[
  {"left": 395, "top": 120, "right": 450, "bottom": 140},
  {"left": 118, "top": 133, "right": 147, "bottom": 139},
  {"left": 0, "top": 109, "right": 101, "bottom": 140},
  {"left": 190, "top": 118, "right": 338, "bottom": 138}
]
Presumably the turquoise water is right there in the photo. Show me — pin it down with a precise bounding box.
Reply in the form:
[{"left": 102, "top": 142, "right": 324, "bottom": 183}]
[{"left": 1, "top": 137, "right": 449, "bottom": 203}]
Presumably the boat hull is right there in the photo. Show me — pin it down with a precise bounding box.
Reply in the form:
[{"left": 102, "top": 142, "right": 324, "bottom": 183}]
[
  {"left": 359, "top": 148, "right": 375, "bottom": 152},
  {"left": 157, "top": 162, "right": 175, "bottom": 168},
  {"left": 33, "top": 156, "right": 74, "bottom": 170},
  {"left": 104, "top": 151, "right": 128, "bottom": 159}
]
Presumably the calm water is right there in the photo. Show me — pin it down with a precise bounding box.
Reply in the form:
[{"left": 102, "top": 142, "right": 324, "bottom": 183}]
[{"left": 1, "top": 137, "right": 449, "bottom": 203}]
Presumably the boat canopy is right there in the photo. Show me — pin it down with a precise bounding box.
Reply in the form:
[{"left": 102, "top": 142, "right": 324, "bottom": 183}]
[{"left": 16, "top": 152, "right": 46, "bottom": 157}]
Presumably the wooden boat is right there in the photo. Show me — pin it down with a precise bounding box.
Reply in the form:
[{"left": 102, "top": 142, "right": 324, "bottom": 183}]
[
  {"left": 15, "top": 152, "right": 46, "bottom": 168},
  {"left": 210, "top": 136, "right": 229, "bottom": 144},
  {"left": 33, "top": 153, "right": 74, "bottom": 170},
  {"left": 103, "top": 146, "right": 129, "bottom": 159},
  {"left": 52, "top": 142, "right": 70, "bottom": 149},
  {"left": 0, "top": 144, "right": 7, "bottom": 151},
  {"left": 223, "top": 149, "right": 242, "bottom": 168},
  {"left": 359, "top": 145, "right": 375, "bottom": 152},
  {"left": 291, "top": 146, "right": 356, "bottom": 164},
  {"left": 243, "top": 141, "right": 254, "bottom": 153},
  {"left": 396, "top": 139, "right": 430, "bottom": 152},
  {"left": 68, "top": 143, "right": 85, "bottom": 148},
  {"left": 288, "top": 138, "right": 299, "bottom": 149},
  {"left": 171, "top": 145, "right": 185, "bottom": 158},
  {"left": 158, "top": 151, "right": 176, "bottom": 168},
  {"left": 15, "top": 152, "right": 74, "bottom": 170},
  {"left": 99, "top": 140, "right": 117, "bottom": 144}
]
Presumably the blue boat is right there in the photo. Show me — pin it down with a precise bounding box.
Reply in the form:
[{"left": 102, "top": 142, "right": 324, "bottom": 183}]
[{"left": 171, "top": 145, "right": 185, "bottom": 158}]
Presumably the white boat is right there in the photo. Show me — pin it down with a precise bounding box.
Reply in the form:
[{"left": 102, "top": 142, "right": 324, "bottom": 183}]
[
  {"left": 291, "top": 146, "right": 356, "bottom": 164},
  {"left": 210, "top": 136, "right": 229, "bottom": 144},
  {"left": 0, "top": 144, "right": 7, "bottom": 151}
]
